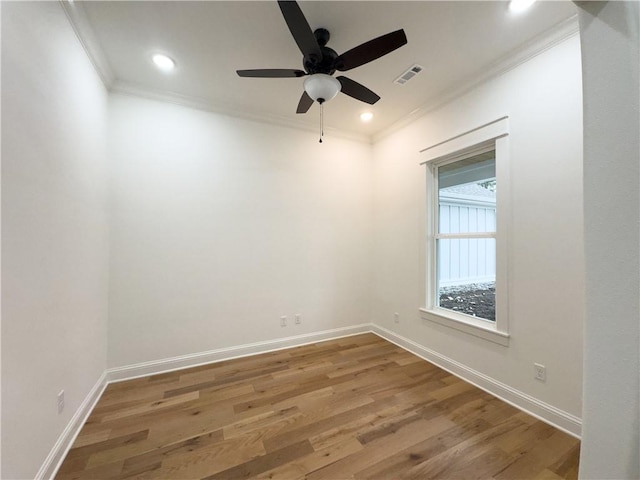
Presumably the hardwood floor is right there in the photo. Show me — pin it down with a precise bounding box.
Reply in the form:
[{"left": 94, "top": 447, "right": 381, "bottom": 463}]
[{"left": 56, "top": 334, "right": 580, "bottom": 479}]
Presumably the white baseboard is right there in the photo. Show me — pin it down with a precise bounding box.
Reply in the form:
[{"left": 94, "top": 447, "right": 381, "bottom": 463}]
[
  {"left": 370, "top": 324, "right": 582, "bottom": 438},
  {"left": 106, "top": 324, "right": 371, "bottom": 383},
  {"left": 36, "top": 372, "right": 108, "bottom": 480}
]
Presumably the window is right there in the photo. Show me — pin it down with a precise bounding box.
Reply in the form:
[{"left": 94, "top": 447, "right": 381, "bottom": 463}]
[{"left": 419, "top": 118, "right": 510, "bottom": 346}]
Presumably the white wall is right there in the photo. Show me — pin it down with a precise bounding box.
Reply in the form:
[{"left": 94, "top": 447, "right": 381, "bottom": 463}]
[
  {"left": 371, "top": 36, "right": 584, "bottom": 419},
  {"left": 577, "top": 2, "right": 640, "bottom": 478},
  {"left": 107, "top": 95, "right": 373, "bottom": 367},
  {"left": 1, "top": 2, "right": 110, "bottom": 479}
]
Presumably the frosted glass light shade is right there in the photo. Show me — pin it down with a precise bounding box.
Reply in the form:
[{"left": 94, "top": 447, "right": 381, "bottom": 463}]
[{"left": 304, "top": 74, "right": 341, "bottom": 103}]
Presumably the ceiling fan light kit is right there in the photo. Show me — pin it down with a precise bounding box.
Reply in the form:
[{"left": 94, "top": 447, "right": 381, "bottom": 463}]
[
  {"left": 236, "top": 0, "right": 407, "bottom": 141},
  {"left": 303, "top": 74, "right": 341, "bottom": 103}
]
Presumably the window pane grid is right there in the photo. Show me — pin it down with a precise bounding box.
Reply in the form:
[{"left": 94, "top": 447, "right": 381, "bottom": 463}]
[{"left": 435, "top": 232, "right": 496, "bottom": 239}]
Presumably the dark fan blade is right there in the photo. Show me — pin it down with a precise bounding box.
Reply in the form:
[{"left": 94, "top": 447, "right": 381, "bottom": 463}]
[
  {"left": 335, "top": 29, "right": 407, "bottom": 72},
  {"left": 277, "top": 1, "right": 322, "bottom": 61},
  {"left": 296, "top": 91, "right": 314, "bottom": 114},
  {"left": 337, "top": 76, "right": 380, "bottom": 105},
  {"left": 237, "top": 69, "right": 306, "bottom": 78}
]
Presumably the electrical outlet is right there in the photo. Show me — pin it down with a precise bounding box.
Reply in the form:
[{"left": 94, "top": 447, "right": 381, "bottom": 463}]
[
  {"left": 394, "top": 312, "right": 400, "bottom": 323},
  {"left": 295, "top": 314, "right": 301, "bottom": 325},
  {"left": 280, "top": 316, "right": 287, "bottom": 327},
  {"left": 57, "top": 390, "right": 65, "bottom": 414},
  {"left": 534, "top": 363, "right": 546, "bottom": 382}
]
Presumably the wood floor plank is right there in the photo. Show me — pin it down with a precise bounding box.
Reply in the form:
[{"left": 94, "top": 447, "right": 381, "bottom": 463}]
[
  {"left": 56, "top": 333, "right": 579, "bottom": 480},
  {"left": 96, "top": 384, "right": 174, "bottom": 409},
  {"left": 392, "top": 420, "right": 522, "bottom": 479},
  {"left": 260, "top": 395, "right": 401, "bottom": 453},
  {"left": 351, "top": 415, "right": 466, "bottom": 479},
  {"left": 494, "top": 430, "right": 580, "bottom": 480},
  {"left": 100, "top": 391, "right": 200, "bottom": 423},
  {"left": 549, "top": 443, "right": 580, "bottom": 478},
  {"left": 222, "top": 405, "right": 302, "bottom": 440},
  {"left": 256, "top": 437, "right": 364, "bottom": 479},
  {"left": 156, "top": 431, "right": 266, "bottom": 479},
  {"left": 162, "top": 364, "right": 288, "bottom": 399},
  {"left": 202, "top": 440, "right": 314, "bottom": 479},
  {"left": 117, "top": 429, "right": 225, "bottom": 478},
  {"left": 306, "top": 417, "right": 437, "bottom": 480},
  {"left": 57, "top": 459, "right": 125, "bottom": 480},
  {"left": 72, "top": 430, "right": 112, "bottom": 448},
  {"left": 534, "top": 469, "right": 566, "bottom": 480}
]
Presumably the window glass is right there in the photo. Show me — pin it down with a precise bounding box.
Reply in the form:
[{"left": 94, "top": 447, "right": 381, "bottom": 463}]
[
  {"left": 437, "top": 238, "right": 496, "bottom": 321},
  {"left": 436, "top": 150, "right": 496, "bottom": 322}
]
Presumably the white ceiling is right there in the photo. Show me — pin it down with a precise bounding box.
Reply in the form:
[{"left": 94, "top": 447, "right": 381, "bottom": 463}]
[{"left": 67, "top": 1, "right": 578, "bottom": 141}]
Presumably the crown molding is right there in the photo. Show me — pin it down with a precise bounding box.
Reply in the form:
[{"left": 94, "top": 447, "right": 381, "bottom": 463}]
[
  {"left": 110, "top": 80, "right": 372, "bottom": 144},
  {"left": 60, "top": 0, "right": 115, "bottom": 88},
  {"left": 372, "top": 14, "right": 580, "bottom": 144}
]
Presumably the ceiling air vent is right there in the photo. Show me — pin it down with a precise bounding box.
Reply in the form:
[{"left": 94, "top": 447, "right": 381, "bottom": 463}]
[{"left": 394, "top": 64, "right": 424, "bottom": 85}]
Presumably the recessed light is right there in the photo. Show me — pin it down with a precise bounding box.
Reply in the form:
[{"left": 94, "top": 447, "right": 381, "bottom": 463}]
[
  {"left": 360, "top": 112, "right": 373, "bottom": 122},
  {"left": 509, "top": 0, "right": 536, "bottom": 13},
  {"left": 152, "top": 54, "right": 175, "bottom": 72}
]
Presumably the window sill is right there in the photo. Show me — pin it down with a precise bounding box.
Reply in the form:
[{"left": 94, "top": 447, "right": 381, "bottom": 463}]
[{"left": 419, "top": 307, "right": 510, "bottom": 346}]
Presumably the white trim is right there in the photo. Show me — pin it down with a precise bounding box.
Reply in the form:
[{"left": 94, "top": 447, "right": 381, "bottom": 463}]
[
  {"left": 370, "top": 324, "right": 582, "bottom": 438},
  {"left": 440, "top": 194, "right": 496, "bottom": 209},
  {"left": 106, "top": 324, "right": 370, "bottom": 383},
  {"left": 420, "top": 117, "right": 509, "bottom": 162},
  {"left": 422, "top": 119, "right": 510, "bottom": 342},
  {"left": 435, "top": 232, "right": 496, "bottom": 240},
  {"left": 439, "top": 275, "right": 495, "bottom": 288},
  {"left": 0, "top": 2, "right": 3, "bottom": 471},
  {"left": 59, "top": 0, "right": 115, "bottom": 88},
  {"left": 35, "top": 372, "right": 108, "bottom": 480},
  {"left": 419, "top": 308, "right": 509, "bottom": 346},
  {"left": 373, "top": 15, "right": 579, "bottom": 143},
  {"left": 495, "top": 133, "right": 512, "bottom": 337}
]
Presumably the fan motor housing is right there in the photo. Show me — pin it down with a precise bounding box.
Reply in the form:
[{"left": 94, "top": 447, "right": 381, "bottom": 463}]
[
  {"left": 304, "top": 29, "right": 338, "bottom": 75},
  {"left": 304, "top": 46, "right": 338, "bottom": 75}
]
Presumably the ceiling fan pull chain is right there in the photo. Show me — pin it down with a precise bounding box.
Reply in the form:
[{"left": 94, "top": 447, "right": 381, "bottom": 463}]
[{"left": 319, "top": 102, "right": 324, "bottom": 143}]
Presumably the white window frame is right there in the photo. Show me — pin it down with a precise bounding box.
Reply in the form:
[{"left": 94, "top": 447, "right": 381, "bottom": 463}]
[{"left": 419, "top": 117, "right": 510, "bottom": 346}]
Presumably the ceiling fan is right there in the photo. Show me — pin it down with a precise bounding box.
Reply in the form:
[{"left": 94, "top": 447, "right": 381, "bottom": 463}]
[{"left": 236, "top": 0, "right": 408, "bottom": 114}]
